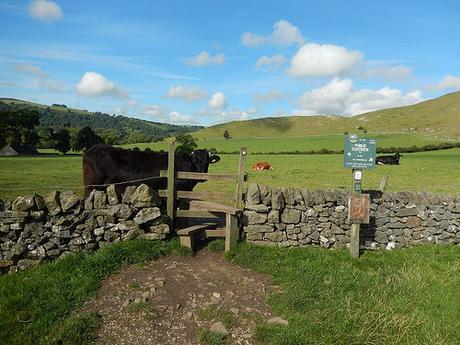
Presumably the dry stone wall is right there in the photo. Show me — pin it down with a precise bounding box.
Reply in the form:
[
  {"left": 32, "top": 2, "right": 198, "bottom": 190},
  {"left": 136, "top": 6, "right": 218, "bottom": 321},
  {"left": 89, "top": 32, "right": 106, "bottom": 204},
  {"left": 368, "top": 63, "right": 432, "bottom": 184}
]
[
  {"left": 0, "top": 184, "right": 169, "bottom": 274},
  {"left": 243, "top": 183, "right": 460, "bottom": 249}
]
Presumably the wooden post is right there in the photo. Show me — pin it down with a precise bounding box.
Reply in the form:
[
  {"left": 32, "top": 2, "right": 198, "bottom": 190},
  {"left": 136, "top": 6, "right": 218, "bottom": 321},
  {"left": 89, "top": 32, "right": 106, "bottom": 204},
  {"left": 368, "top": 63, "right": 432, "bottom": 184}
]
[
  {"left": 379, "top": 175, "right": 389, "bottom": 192},
  {"left": 167, "top": 140, "right": 176, "bottom": 226},
  {"left": 349, "top": 169, "right": 362, "bottom": 259},
  {"left": 225, "top": 213, "right": 238, "bottom": 251},
  {"left": 235, "top": 147, "right": 247, "bottom": 209}
]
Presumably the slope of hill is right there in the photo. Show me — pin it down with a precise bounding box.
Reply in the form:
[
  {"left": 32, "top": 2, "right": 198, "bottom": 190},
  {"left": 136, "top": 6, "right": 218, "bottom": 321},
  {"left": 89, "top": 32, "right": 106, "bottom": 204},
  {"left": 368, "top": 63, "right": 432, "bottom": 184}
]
[
  {"left": 0, "top": 98, "right": 203, "bottom": 144},
  {"left": 193, "top": 92, "right": 460, "bottom": 140}
]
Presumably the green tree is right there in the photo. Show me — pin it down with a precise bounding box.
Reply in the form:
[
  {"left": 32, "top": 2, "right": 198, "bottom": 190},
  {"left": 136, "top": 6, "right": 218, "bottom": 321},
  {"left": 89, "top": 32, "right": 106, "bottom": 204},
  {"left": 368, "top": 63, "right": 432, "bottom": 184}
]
[
  {"left": 223, "top": 130, "right": 230, "bottom": 139},
  {"left": 72, "top": 126, "right": 104, "bottom": 152},
  {"left": 175, "top": 134, "right": 198, "bottom": 154},
  {"left": 53, "top": 129, "right": 71, "bottom": 154}
]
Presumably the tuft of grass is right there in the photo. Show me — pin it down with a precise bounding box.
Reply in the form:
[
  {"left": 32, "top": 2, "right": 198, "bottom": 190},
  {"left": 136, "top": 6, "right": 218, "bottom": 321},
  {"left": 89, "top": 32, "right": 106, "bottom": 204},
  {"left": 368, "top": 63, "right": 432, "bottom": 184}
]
[
  {"left": 45, "top": 312, "right": 102, "bottom": 345},
  {"left": 198, "top": 329, "right": 225, "bottom": 345},
  {"left": 127, "top": 302, "right": 146, "bottom": 313},
  {"left": 198, "top": 306, "right": 235, "bottom": 328},
  {"left": 207, "top": 239, "right": 225, "bottom": 252},
  {"left": 174, "top": 244, "right": 194, "bottom": 256},
  {"left": 127, "top": 281, "right": 141, "bottom": 289},
  {"left": 226, "top": 243, "right": 460, "bottom": 345},
  {"left": 0, "top": 239, "right": 179, "bottom": 345}
]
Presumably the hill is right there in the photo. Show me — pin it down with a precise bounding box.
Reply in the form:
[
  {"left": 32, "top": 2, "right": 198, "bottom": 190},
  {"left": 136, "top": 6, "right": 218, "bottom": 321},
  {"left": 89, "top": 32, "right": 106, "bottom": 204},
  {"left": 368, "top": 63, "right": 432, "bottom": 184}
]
[
  {"left": 193, "top": 91, "right": 460, "bottom": 140},
  {"left": 0, "top": 98, "right": 203, "bottom": 144}
]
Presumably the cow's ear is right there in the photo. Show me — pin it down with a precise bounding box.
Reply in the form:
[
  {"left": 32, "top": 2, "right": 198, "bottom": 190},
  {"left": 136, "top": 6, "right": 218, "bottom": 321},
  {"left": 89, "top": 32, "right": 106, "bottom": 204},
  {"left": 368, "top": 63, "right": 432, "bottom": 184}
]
[{"left": 209, "top": 155, "right": 220, "bottom": 163}]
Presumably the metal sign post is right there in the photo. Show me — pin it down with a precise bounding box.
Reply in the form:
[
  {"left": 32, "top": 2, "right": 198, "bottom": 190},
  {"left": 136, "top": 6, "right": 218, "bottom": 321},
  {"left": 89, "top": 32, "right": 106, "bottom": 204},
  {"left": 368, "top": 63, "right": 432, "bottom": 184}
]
[{"left": 343, "top": 134, "right": 376, "bottom": 259}]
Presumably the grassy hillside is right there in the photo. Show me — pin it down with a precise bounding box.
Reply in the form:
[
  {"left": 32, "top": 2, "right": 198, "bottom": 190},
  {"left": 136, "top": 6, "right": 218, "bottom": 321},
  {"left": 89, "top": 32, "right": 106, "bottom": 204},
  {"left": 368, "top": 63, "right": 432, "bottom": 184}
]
[
  {"left": 0, "top": 98, "right": 203, "bottom": 144},
  {"left": 193, "top": 91, "right": 460, "bottom": 140}
]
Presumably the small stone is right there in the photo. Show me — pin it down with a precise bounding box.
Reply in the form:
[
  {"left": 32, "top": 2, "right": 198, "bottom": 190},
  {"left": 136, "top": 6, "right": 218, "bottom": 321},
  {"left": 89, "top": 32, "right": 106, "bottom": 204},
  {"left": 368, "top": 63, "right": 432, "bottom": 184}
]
[
  {"left": 212, "top": 292, "right": 221, "bottom": 299},
  {"left": 209, "top": 321, "right": 229, "bottom": 338},
  {"left": 134, "top": 207, "right": 161, "bottom": 225},
  {"left": 123, "top": 298, "right": 132, "bottom": 308},
  {"left": 106, "top": 184, "right": 119, "bottom": 205},
  {"left": 155, "top": 278, "right": 166, "bottom": 286},
  {"left": 229, "top": 307, "right": 239, "bottom": 315},
  {"left": 267, "top": 316, "right": 289, "bottom": 326}
]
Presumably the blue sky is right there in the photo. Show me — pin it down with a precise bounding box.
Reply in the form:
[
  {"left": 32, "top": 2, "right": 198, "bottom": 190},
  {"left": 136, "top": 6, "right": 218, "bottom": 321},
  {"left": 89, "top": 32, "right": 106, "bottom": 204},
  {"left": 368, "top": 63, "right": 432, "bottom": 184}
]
[{"left": 1, "top": 0, "right": 459, "bottom": 126}]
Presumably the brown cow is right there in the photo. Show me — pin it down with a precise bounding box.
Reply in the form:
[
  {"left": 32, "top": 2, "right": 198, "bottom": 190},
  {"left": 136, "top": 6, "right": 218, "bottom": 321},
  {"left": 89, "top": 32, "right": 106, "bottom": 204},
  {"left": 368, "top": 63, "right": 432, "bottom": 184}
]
[{"left": 252, "top": 162, "right": 272, "bottom": 170}]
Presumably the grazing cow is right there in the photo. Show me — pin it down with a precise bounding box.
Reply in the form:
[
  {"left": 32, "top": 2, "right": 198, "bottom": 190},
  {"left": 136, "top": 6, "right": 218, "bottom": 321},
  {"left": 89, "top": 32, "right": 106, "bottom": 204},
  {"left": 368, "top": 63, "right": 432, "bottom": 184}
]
[
  {"left": 375, "top": 153, "right": 402, "bottom": 165},
  {"left": 252, "top": 162, "right": 273, "bottom": 170},
  {"left": 83, "top": 144, "right": 220, "bottom": 197}
]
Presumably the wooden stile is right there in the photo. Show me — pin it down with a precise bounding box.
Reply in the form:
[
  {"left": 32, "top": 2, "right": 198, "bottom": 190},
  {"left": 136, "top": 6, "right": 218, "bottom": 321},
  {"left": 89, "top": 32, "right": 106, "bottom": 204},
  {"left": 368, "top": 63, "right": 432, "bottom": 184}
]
[{"left": 166, "top": 141, "right": 176, "bottom": 225}]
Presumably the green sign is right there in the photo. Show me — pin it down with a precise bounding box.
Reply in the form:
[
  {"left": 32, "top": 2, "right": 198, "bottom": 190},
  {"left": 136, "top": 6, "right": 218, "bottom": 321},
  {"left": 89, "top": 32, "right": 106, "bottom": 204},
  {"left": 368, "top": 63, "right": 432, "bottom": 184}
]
[{"left": 343, "top": 135, "right": 376, "bottom": 170}]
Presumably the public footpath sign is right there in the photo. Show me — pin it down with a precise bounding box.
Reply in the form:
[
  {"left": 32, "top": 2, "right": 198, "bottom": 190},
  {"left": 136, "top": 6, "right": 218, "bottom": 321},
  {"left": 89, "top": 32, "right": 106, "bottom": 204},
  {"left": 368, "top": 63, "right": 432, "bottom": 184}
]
[{"left": 343, "top": 134, "right": 376, "bottom": 170}]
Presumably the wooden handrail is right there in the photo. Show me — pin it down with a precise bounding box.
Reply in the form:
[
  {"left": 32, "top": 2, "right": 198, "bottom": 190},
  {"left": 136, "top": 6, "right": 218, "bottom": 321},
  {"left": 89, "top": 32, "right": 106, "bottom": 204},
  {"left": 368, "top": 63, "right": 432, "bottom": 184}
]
[{"left": 159, "top": 190, "right": 235, "bottom": 200}]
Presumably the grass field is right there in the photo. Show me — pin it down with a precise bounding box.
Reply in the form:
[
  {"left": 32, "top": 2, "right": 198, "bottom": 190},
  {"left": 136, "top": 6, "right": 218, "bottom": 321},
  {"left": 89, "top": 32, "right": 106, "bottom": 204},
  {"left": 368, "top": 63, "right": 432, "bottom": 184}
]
[
  {"left": 1, "top": 148, "right": 460, "bottom": 201},
  {"left": 1, "top": 240, "right": 458, "bottom": 344},
  {"left": 120, "top": 132, "right": 449, "bottom": 153},
  {"left": 227, "top": 243, "right": 460, "bottom": 345}
]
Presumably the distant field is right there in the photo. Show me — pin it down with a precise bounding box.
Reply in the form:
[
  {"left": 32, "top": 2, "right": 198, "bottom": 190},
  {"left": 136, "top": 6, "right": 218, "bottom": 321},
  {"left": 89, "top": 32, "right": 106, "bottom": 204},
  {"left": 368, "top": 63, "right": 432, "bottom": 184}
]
[
  {"left": 1, "top": 148, "right": 459, "bottom": 201},
  {"left": 121, "top": 132, "right": 447, "bottom": 153}
]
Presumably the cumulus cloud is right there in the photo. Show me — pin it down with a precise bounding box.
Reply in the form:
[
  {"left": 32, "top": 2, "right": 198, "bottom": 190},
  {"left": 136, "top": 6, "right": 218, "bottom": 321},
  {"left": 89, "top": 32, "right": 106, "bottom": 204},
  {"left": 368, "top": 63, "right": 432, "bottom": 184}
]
[
  {"left": 213, "top": 108, "right": 257, "bottom": 123},
  {"left": 28, "top": 0, "right": 63, "bottom": 23},
  {"left": 241, "top": 20, "right": 304, "bottom": 47},
  {"left": 165, "top": 85, "right": 208, "bottom": 101},
  {"left": 433, "top": 75, "right": 460, "bottom": 91},
  {"left": 15, "top": 63, "right": 48, "bottom": 78},
  {"left": 287, "top": 43, "right": 363, "bottom": 78},
  {"left": 185, "top": 51, "right": 225, "bottom": 67},
  {"left": 253, "top": 90, "right": 284, "bottom": 103},
  {"left": 208, "top": 92, "right": 227, "bottom": 109},
  {"left": 38, "top": 79, "right": 64, "bottom": 92},
  {"left": 360, "top": 65, "right": 413, "bottom": 80},
  {"left": 296, "top": 77, "right": 423, "bottom": 116},
  {"left": 169, "top": 111, "right": 196, "bottom": 124},
  {"left": 255, "top": 55, "right": 286, "bottom": 71},
  {"left": 76, "top": 71, "right": 127, "bottom": 98},
  {"left": 142, "top": 104, "right": 167, "bottom": 117}
]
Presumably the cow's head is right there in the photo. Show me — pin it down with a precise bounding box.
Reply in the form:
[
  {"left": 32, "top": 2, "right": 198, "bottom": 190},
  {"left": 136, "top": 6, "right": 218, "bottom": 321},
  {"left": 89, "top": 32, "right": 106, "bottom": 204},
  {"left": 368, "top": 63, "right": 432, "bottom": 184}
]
[{"left": 191, "top": 150, "right": 220, "bottom": 173}]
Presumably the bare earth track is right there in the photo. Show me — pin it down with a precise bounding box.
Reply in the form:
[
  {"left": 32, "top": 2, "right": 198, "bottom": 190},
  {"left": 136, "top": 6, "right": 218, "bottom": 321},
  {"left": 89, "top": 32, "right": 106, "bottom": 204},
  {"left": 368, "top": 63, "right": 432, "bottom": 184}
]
[{"left": 83, "top": 251, "right": 278, "bottom": 345}]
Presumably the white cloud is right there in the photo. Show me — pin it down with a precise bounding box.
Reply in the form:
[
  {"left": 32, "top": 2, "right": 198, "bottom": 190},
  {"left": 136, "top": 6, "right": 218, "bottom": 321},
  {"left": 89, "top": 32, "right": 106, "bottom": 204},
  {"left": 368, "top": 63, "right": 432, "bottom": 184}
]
[
  {"left": 185, "top": 51, "right": 225, "bottom": 67},
  {"left": 296, "top": 77, "right": 423, "bottom": 116},
  {"left": 241, "top": 20, "right": 304, "bottom": 47},
  {"left": 208, "top": 92, "right": 227, "bottom": 109},
  {"left": 165, "top": 85, "right": 207, "bottom": 101},
  {"left": 213, "top": 108, "right": 257, "bottom": 123},
  {"left": 287, "top": 43, "right": 363, "bottom": 77},
  {"left": 76, "top": 71, "right": 127, "bottom": 98},
  {"left": 15, "top": 63, "right": 48, "bottom": 78},
  {"left": 28, "top": 0, "right": 63, "bottom": 23},
  {"left": 253, "top": 90, "right": 284, "bottom": 103},
  {"left": 38, "top": 79, "right": 63, "bottom": 92},
  {"left": 169, "top": 111, "right": 196, "bottom": 124},
  {"left": 142, "top": 104, "right": 167, "bottom": 117},
  {"left": 360, "top": 65, "right": 413, "bottom": 80},
  {"left": 255, "top": 55, "right": 286, "bottom": 71},
  {"left": 433, "top": 75, "right": 460, "bottom": 91}
]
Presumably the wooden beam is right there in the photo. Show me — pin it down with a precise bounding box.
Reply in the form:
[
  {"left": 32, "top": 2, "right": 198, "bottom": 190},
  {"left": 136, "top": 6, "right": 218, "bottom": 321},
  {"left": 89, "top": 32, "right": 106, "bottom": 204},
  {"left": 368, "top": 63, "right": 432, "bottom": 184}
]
[
  {"left": 235, "top": 147, "right": 247, "bottom": 209},
  {"left": 176, "top": 171, "right": 237, "bottom": 181},
  {"left": 177, "top": 223, "right": 216, "bottom": 236},
  {"left": 379, "top": 175, "right": 389, "bottom": 193},
  {"left": 191, "top": 200, "right": 241, "bottom": 215},
  {"left": 205, "top": 228, "right": 226, "bottom": 238},
  {"left": 225, "top": 213, "right": 239, "bottom": 251},
  {"left": 176, "top": 210, "right": 223, "bottom": 219},
  {"left": 349, "top": 223, "right": 360, "bottom": 259},
  {"left": 166, "top": 141, "right": 176, "bottom": 225},
  {"left": 158, "top": 190, "right": 234, "bottom": 200}
]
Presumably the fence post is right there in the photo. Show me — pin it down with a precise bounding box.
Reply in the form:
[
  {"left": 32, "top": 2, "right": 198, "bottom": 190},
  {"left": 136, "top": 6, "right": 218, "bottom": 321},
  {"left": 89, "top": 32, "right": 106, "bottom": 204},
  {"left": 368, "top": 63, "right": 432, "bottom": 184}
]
[
  {"left": 235, "top": 147, "right": 247, "bottom": 209},
  {"left": 167, "top": 141, "right": 176, "bottom": 226},
  {"left": 379, "top": 175, "right": 389, "bottom": 192}
]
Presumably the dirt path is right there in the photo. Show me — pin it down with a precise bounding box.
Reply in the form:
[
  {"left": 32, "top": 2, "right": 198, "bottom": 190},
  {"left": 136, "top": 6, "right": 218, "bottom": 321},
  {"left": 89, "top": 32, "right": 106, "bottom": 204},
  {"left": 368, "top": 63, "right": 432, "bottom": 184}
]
[{"left": 83, "top": 251, "right": 279, "bottom": 344}]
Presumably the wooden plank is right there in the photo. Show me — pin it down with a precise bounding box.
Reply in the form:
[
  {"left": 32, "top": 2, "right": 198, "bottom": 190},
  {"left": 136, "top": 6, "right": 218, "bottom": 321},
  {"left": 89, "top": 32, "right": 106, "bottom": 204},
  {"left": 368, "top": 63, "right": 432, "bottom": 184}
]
[
  {"left": 205, "top": 228, "right": 226, "bottom": 238},
  {"left": 349, "top": 223, "right": 360, "bottom": 259},
  {"left": 179, "top": 235, "right": 193, "bottom": 250},
  {"left": 177, "top": 223, "right": 216, "bottom": 236},
  {"left": 166, "top": 141, "right": 176, "bottom": 224},
  {"left": 176, "top": 171, "right": 237, "bottom": 181},
  {"left": 159, "top": 190, "right": 234, "bottom": 200},
  {"left": 191, "top": 200, "right": 241, "bottom": 215},
  {"left": 379, "top": 175, "right": 389, "bottom": 192},
  {"left": 235, "top": 147, "right": 247, "bottom": 209},
  {"left": 176, "top": 210, "right": 223, "bottom": 219},
  {"left": 225, "top": 213, "right": 239, "bottom": 251}
]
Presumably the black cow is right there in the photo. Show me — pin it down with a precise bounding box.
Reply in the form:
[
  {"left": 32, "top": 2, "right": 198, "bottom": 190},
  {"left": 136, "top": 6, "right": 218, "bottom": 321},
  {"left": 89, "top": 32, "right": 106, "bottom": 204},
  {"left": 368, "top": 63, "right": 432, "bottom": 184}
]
[
  {"left": 83, "top": 144, "right": 220, "bottom": 197},
  {"left": 375, "top": 152, "right": 402, "bottom": 165}
]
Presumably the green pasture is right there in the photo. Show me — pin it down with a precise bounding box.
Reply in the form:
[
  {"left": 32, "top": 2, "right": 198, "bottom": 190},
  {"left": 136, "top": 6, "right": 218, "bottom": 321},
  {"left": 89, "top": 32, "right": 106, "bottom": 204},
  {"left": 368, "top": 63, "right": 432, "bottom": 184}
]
[
  {"left": 1, "top": 148, "right": 459, "bottom": 201},
  {"left": 121, "top": 132, "right": 447, "bottom": 153}
]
